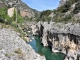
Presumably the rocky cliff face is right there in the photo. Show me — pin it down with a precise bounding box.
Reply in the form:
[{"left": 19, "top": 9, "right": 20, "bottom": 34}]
[
  {"left": 31, "top": 22, "right": 80, "bottom": 60},
  {"left": 0, "top": 27, "right": 45, "bottom": 60}
]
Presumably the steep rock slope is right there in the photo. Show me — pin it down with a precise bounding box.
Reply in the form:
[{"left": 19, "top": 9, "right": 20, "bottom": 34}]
[{"left": 0, "top": 28, "right": 45, "bottom": 60}]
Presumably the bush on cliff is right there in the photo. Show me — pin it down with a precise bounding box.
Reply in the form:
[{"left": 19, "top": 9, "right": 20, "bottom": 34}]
[{"left": 0, "top": 7, "right": 13, "bottom": 24}]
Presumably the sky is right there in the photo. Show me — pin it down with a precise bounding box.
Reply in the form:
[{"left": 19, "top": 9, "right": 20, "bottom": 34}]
[{"left": 22, "top": 0, "right": 60, "bottom": 11}]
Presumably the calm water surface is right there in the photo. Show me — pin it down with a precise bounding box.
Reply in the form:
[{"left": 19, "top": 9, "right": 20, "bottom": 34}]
[{"left": 28, "top": 36, "right": 65, "bottom": 60}]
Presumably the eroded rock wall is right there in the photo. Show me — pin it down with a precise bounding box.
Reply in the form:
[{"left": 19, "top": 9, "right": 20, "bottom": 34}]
[{"left": 31, "top": 21, "right": 80, "bottom": 60}]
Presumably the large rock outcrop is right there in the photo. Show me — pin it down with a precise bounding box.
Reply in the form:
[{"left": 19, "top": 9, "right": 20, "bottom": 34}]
[
  {"left": 0, "top": 28, "right": 46, "bottom": 60},
  {"left": 31, "top": 21, "right": 80, "bottom": 60}
]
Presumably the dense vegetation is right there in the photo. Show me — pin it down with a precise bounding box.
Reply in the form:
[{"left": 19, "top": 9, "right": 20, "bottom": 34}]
[{"left": 36, "top": 10, "right": 52, "bottom": 22}]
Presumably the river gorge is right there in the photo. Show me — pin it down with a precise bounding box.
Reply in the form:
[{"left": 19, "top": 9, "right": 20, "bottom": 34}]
[
  {"left": 30, "top": 21, "right": 80, "bottom": 60},
  {"left": 28, "top": 36, "right": 65, "bottom": 60}
]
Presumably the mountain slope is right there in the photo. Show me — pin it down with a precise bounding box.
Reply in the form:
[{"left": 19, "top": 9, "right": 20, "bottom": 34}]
[
  {"left": 39, "top": 0, "right": 80, "bottom": 23},
  {"left": 54, "top": 0, "right": 80, "bottom": 23},
  {"left": 0, "top": 0, "right": 40, "bottom": 18}
]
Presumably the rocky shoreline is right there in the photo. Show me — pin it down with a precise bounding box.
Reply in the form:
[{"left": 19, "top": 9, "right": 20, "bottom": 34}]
[
  {"left": 0, "top": 28, "right": 46, "bottom": 60},
  {"left": 31, "top": 21, "right": 80, "bottom": 60}
]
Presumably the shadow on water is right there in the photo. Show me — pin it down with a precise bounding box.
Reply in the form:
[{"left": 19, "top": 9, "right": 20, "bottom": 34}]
[{"left": 28, "top": 36, "right": 65, "bottom": 60}]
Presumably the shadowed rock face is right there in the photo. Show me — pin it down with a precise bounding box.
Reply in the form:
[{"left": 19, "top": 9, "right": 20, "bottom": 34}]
[
  {"left": 38, "top": 24, "right": 44, "bottom": 37},
  {"left": 31, "top": 21, "right": 80, "bottom": 60},
  {"left": 68, "top": 34, "right": 80, "bottom": 44}
]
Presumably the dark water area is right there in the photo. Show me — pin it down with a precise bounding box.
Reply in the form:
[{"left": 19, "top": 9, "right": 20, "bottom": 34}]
[{"left": 28, "top": 36, "right": 65, "bottom": 60}]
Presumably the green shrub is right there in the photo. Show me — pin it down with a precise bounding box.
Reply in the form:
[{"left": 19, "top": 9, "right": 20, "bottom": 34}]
[
  {"left": 0, "top": 7, "right": 7, "bottom": 18},
  {"left": 0, "top": 7, "right": 7, "bottom": 23},
  {"left": 5, "top": 15, "right": 12, "bottom": 24},
  {"left": 0, "top": 7, "right": 12, "bottom": 24},
  {"left": 15, "top": 48, "right": 22, "bottom": 54},
  {"left": 17, "top": 14, "right": 24, "bottom": 23}
]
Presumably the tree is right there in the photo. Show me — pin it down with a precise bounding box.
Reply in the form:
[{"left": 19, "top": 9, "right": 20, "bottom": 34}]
[{"left": 12, "top": 8, "right": 16, "bottom": 21}]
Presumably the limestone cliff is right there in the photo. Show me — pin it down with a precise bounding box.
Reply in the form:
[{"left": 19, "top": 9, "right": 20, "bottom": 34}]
[{"left": 31, "top": 22, "right": 80, "bottom": 60}]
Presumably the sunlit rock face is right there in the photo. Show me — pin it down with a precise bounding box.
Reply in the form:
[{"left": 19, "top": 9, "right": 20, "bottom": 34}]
[
  {"left": 31, "top": 21, "right": 80, "bottom": 60},
  {"left": 8, "top": 7, "right": 15, "bottom": 17},
  {"left": 0, "top": 28, "right": 46, "bottom": 60}
]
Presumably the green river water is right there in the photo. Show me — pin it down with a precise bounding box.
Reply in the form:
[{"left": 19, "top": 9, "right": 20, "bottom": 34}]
[{"left": 28, "top": 36, "right": 65, "bottom": 60}]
